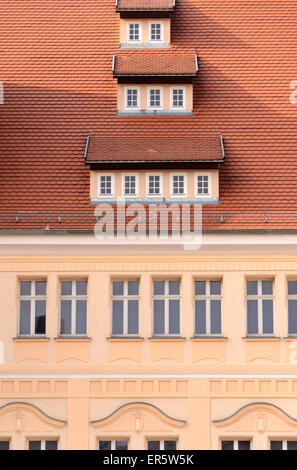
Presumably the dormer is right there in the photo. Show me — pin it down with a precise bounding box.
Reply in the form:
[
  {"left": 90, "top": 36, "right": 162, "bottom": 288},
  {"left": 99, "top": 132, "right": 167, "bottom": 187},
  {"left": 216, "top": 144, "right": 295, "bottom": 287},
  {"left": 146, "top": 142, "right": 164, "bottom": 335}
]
[
  {"left": 116, "top": 0, "right": 175, "bottom": 48},
  {"left": 113, "top": 53, "right": 198, "bottom": 115}
]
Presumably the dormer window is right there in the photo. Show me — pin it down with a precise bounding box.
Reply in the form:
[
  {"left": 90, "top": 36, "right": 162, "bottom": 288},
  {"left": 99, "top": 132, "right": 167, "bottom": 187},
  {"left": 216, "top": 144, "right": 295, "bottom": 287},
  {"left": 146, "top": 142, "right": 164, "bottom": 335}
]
[
  {"left": 147, "top": 173, "right": 162, "bottom": 197},
  {"left": 171, "top": 173, "right": 187, "bottom": 197},
  {"left": 127, "top": 22, "right": 141, "bottom": 42},
  {"left": 125, "top": 87, "right": 140, "bottom": 110},
  {"left": 148, "top": 87, "right": 162, "bottom": 109},
  {"left": 122, "top": 173, "right": 138, "bottom": 196},
  {"left": 171, "top": 87, "right": 185, "bottom": 110},
  {"left": 98, "top": 174, "right": 114, "bottom": 197},
  {"left": 149, "top": 22, "right": 163, "bottom": 42},
  {"left": 195, "top": 172, "right": 211, "bottom": 197}
]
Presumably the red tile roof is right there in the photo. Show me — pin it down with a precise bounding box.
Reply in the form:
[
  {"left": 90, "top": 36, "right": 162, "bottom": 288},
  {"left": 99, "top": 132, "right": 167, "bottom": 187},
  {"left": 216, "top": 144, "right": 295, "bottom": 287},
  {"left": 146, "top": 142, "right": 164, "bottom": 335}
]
[
  {"left": 114, "top": 53, "right": 197, "bottom": 76},
  {"left": 86, "top": 136, "right": 223, "bottom": 162},
  {"left": 0, "top": 0, "right": 297, "bottom": 230},
  {"left": 117, "top": 0, "right": 174, "bottom": 10}
]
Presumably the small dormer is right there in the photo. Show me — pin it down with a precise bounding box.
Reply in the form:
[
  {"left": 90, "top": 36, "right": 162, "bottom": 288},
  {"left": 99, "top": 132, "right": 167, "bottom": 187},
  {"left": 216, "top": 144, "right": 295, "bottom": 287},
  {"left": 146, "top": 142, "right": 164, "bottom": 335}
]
[
  {"left": 113, "top": 53, "right": 198, "bottom": 115},
  {"left": 116, "top": 0, "right": 175, "bottom": 48}
]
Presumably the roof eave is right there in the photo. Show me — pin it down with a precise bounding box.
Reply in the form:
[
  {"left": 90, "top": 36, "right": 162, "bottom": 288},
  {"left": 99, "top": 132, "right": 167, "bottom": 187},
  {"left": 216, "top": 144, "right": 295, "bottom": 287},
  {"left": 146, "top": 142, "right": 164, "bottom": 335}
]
[{"left": 113, "top": 73, "right": 198, "bottom": 78}]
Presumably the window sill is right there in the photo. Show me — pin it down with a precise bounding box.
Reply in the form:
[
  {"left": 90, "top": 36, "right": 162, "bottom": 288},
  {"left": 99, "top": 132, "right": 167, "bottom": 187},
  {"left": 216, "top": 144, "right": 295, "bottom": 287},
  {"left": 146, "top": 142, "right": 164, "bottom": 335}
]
[
  {"left": 13, "top": 336, "right": 50, "bottom": 341},
  {"left": 243, "top": 336, "right": 280, "bottom": 341},
  {"left": 284, "top": 336, "right": 297, "bottom": 340},
  {"left": 117, "top": 110, "right": 193, "bottom": 116},
  {"left": 54, "top": 336, "right": 91, "bottom": 342},
  {"left": 107, "top": 336, "right": 144, "bottom": 342},
  {"left": 148, "top": 336, "right": 185, "bottom": 342},
  {"left": 191, "top": 336, "right": 227, "bottom": 342},
  {"left": 120, "top": 43, "right": 170, "bottom": 49}
]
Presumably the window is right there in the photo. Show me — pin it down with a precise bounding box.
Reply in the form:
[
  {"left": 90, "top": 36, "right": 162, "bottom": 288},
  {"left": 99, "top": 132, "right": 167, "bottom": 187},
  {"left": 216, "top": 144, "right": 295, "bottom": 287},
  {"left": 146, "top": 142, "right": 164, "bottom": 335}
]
[
  {"left": 147, "top": 440, "right": 177, "bottom": 450},
  {"left": 98, "top": 174, "right": 114, "bottom": 197},
  {"left": 146, "top": 173, "right": 162, "bottom": 197},
  {"left": 194, "top": 280, "right": 222, "bottom": 335},
  {"left": 221, "top": 440, "right": 251, "bottom": 450},
  {"left": 170, "top": 87, "right": 185, "bottom": 110},
  {"left": 195, "top": 173, "right": 211, "bottom": 197},
  {"left": 246, "top": 280, "right": 274, "bottom": 335},
  {"left": 153, "top": 280, "right": 180, "bottom": 335},
  {"left": 60, "top": 280, "right": 88, "bottom": 335},
  {"left": 122, "top": 174, "right": 138, "bottom": 197},
  {"left": 99, "top": 440, "right": 129, "bottom": 450},
  {"left": 19, "top": 280, "right": 46, "bottom": 335},
  {"left": 125, "top": 87, "right": 139, "bottom": 110},
  {"left": 149, "top": 22, "right": 163, "bottom": 42},
  {"left": 28, "top": 440, "right": 58, "bottom": 450},
  {"left": 148, "top": 87, "right": 162, "bottom": 109},
  {"left": 128, "top": 22, "right": 141, "bottom": 42},
  {"left": 111, "top": 280, "right": 139, "bottom": 336},
  {"left": 288, "top": 280, "right": 297, "bottom": 334},
  {"left": 170, "top": 173, "right": 187, "bottom": 197},
  {"left": 270, "top": 440, "right": 297, "bottom": 450},
  {"left": 0, "top": 441, "right": 10, "bottom": 450}
]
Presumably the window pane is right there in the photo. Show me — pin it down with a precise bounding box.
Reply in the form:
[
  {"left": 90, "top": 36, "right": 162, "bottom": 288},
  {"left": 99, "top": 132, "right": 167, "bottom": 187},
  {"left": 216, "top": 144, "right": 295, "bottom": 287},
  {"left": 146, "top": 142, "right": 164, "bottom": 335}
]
[
  {"left": 221, "top": 440, "right": 233, "bottom": 450},
  {"left": 20, "top": 281, "right": 31, "bottom": 296},
  {"left": 288, "top": 281, "right": 297, "bottom": 295},
  {"left": 247, "top": 299, "right": 258, "bottom": 334},
  {"left": 60, "top": 300, "right": 72, "bottom": 334},
  {"left": 238, "top": 440, "right": 250, "bottom": 450},
  {"left": 128, "top": 281, "right": 139, "bottom": 296},
  {"left": 28, "top": 441, "right": 41, "bottom": 450},
  {"left": 210, "top": 281, "right": 221, "bottom": 295},
  {"left": 76, "top": 299, "right": 87, "bottom": 334},
  {"left": 35, "top": 281, "right": 46, "bottom": 295},
  {"left": 262, "top": 280, "right": 273, "bottom": 295},
  {"left": 169, "top": 280, "right": 180, "bottom": 295},
  {"left": 270, "top": 441, "right": 283, "bottom": 450},
  {"left": 20, "top": 300, "right": 31, "bottom": 334},
  {"left": 112, "top": 300, "right": 123, "bottom": 335},
  {"left": 210, "top": 299, "right": 221, "bottom": 334},
  {"left": 154, "top": 299, "right": 164, "bottom": 334},
  {"left": 99, "top": 441, "right": 111, "bottom": 450},
  {"left": 45, "top": 441, "right": 58, "bottom": 450},
  {"left": 113, "top": 281, "right": 124, "bottom": 296},
  {"left": 195, "top": 300, "right": 206, "bottom": 334},
  {"left": 116, "top": 440, "right": 128, "bottom": 450},
  {"left": 76, "top": 281, "right": 87, "bottom": 296},
  {"left": 288, "top": 299, "right": 297, "bottom": 334},
  {"left": 262, "top": 299, "right": 273, "bottom": 334},
  {"left": 0, "top": 441, "right": 9, "bottom": 450},
  {"left": 128, "top": 299, "right": 139, "bottom": 334},
  {"left": 35, "top": 300, "right": 46, "bottom": 334},
  {"left": 61, "top": 281, "right": 72, "bottom": 296},
  {"left": 164, "top": 440, "right": 177, "bottom": 450},
  {"left": 195, "top": 281, "right": 206, "bottom": 295},
  {"left": 288, "top": 441, "right": 297, "bottom": 450},
  {"left": 247, "top": 281, "right": 258, "bottom": 295},
  {"left": 169, "top": 299, "right": 180, "bottom": 334},
  {"left": 154, "top": 281, "right": 164, "bottom": 295},
  {"left": 147, "top": 441, "right": 160, "bottom": 450}
]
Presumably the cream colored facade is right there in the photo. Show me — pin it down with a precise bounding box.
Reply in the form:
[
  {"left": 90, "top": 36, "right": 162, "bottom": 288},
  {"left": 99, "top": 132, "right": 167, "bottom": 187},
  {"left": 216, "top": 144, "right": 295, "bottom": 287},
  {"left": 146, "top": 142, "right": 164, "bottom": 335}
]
[{"left": 1, "top": 239, "right": 297, "bottom": 449}]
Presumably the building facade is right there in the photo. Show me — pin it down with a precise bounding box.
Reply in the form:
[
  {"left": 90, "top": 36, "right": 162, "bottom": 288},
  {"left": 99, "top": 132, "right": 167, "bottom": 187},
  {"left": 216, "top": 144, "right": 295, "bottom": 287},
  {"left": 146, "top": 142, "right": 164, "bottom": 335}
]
[{"left": 0, "top": 0, "right": 297, "bottom": 450}]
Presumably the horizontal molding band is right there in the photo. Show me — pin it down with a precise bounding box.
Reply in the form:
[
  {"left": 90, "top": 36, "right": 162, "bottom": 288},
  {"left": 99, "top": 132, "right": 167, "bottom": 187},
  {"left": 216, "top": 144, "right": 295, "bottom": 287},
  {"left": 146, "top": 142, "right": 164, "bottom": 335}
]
[{"left": 1, "top": 373, "right": 297, "bottom": 379}]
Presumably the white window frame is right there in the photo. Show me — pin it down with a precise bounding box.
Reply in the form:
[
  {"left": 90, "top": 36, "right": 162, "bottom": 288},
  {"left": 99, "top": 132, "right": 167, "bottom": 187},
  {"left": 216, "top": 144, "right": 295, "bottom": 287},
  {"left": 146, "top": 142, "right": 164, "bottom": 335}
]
[
  {"left": 18, "top": 280, "right": 46, "bottom": 336},
  {"left": 170, "top": 173, "right": 187, "bottom": 198},
  {"left": 147, "top": 86, "right": 163, "bottom": 110},
  {"left": 98, "top": 439, "right": 129, "bottom": 450},
  {"left": 195, "top": 172, "right": 212, "bottom": 198},
  {"left": 152, "top": 280, "right": 181, "bottom": 336},
  {"left": 270, "top": 440, "right": 297, "bottom": 450},
  {"left": 147, "top": 439, "right": 178, "bottom": 450},
  {"left": 148, "top": 21, "right": 164, "bottom": 42},
  {"left": 0, "top": 439, "right": 10, "bottom": 450},
  {"left": 221, "top": 439, "right": 251, "bottom": 450},
  {"left": 287, "top": 280, "right": 297, "bottom": 335},
  {"left": 97, "top": 173, "right": 115, "bottom": 198},
  {"left": 59, "top": 280, "right": 88, "bottom": 336},
  {"left": 146, "top": 173, "right": 163, "bottom": 197},
  {"left": 246, "top": 279, "right": 274, "bottom": 336},
  {"left": 111, "top": 280, "right": 139, "bottom": 336},
  {"left": 27, "top": 439, "right": 58, "bottom": 450},
  {"left": 124, "top": 86, "right": 140, "bottom": 110},
  {"left": 194, "top": 280, "right": 222, "bottom": 336},
  {"left": 170, "top": 86, "right": 186, "bottom": 110},
  {"left": 121, "top": 173, "right": 139, "bottom": 197},
  {"left": 127, "top": 22, "right": 142, "bottom": 42}
]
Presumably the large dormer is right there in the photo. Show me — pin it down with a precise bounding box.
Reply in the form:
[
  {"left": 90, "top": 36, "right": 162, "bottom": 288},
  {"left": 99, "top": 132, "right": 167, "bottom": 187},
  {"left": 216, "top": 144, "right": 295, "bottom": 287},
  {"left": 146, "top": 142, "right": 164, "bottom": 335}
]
[
  {"left": 113, "top": 53, "right": 198, "bottom": 115},
  {"left": 116, "top": 0, "right": 175, "bottom": 48}
]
